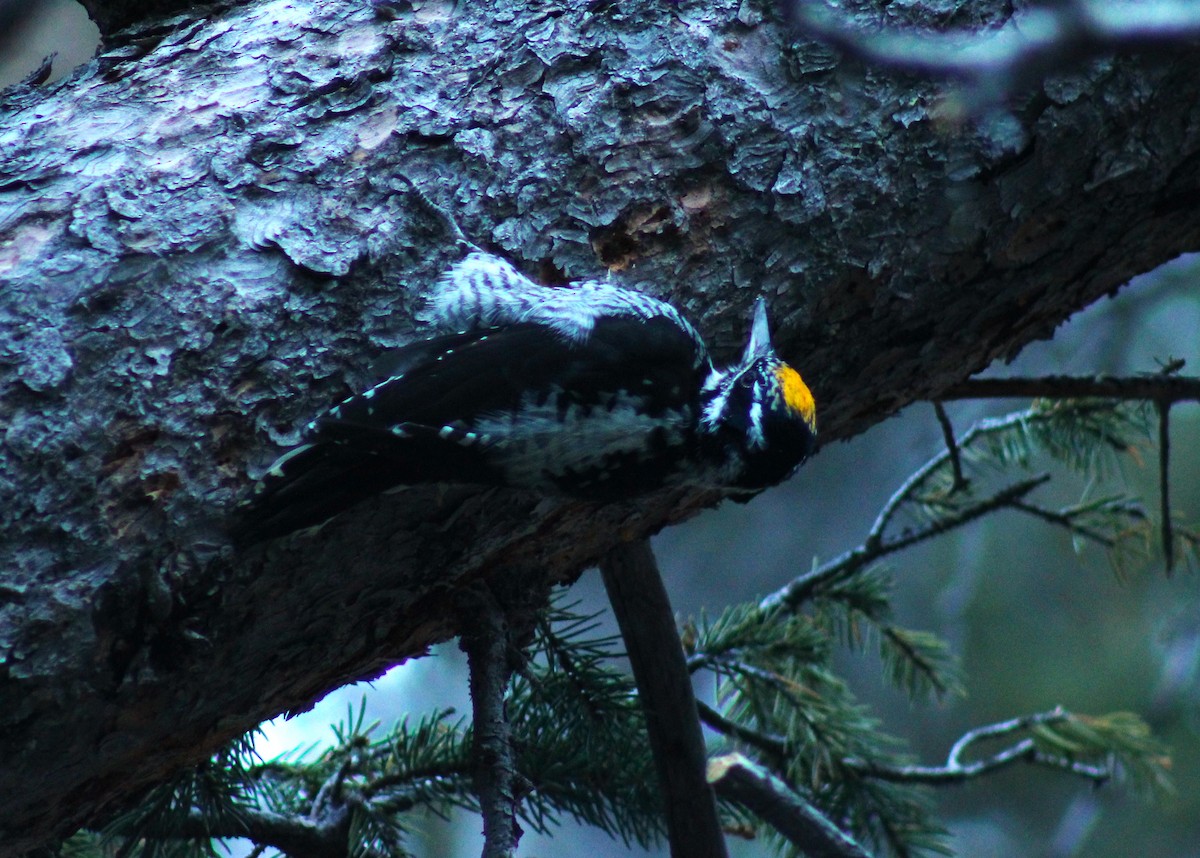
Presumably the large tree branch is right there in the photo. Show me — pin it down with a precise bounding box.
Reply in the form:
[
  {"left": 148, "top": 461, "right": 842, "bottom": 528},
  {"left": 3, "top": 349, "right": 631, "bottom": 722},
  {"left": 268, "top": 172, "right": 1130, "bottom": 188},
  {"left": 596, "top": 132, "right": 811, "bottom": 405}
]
[
  {"left": 3, "top": 0, "right": 1200, "bottom": 850},
  {"left": 707, "top": 754, "right": 873, "bottom": 858}
]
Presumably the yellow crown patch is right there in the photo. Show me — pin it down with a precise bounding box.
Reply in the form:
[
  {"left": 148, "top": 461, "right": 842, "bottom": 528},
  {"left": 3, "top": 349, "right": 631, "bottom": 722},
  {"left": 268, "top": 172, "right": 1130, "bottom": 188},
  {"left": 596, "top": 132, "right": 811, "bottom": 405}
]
[{"left": 774, "top": 364, "right": 816, "bottom": 430}]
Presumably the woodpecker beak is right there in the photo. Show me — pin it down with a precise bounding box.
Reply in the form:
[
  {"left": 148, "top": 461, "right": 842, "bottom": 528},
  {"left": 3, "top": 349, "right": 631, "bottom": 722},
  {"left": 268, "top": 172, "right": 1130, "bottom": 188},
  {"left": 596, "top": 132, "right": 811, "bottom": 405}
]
[{"left": 743, "top": 297, "right": 774, "bottom": 362}]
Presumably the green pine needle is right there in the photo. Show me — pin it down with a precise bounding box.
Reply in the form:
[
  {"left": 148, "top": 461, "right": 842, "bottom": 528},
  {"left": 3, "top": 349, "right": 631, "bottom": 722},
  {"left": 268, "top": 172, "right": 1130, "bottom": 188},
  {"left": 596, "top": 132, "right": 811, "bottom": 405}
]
[
  {"left": 878, "top": 626, "right": 965, "bottom": 702},
  {"left": 1032, "top": 711, "right": 1173, "bottom": 798}
]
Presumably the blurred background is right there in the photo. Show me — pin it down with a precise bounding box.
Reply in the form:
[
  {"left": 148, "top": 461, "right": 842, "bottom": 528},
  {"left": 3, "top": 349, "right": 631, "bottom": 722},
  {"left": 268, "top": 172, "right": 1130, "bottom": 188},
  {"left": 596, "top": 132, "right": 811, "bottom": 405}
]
[
  {"left": 4, "top": 6, "right": 1198, "bottom": 856},
  {"left": 0, "top": 0, "right": 97, "bottom": 87}
]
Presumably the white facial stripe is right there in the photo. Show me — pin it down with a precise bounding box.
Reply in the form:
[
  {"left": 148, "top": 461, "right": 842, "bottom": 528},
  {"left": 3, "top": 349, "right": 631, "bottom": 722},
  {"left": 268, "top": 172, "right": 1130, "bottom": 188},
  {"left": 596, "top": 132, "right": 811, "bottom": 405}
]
[
  {"left": 747, "top": 378, "right": 765, "bottom": 449},
  {"left": 701, "top": 368, "right": 732, "bottom": 429}
]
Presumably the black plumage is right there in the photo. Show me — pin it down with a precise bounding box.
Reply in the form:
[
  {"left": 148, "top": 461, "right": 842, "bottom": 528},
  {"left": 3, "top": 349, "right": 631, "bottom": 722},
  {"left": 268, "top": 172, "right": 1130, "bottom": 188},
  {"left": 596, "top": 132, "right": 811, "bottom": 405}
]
[
  {"left": 237, "top": 315, "right": 709, "bottom": 543},
  {"left": 235, "top": 253, "right": 817, "bottom": 545}
]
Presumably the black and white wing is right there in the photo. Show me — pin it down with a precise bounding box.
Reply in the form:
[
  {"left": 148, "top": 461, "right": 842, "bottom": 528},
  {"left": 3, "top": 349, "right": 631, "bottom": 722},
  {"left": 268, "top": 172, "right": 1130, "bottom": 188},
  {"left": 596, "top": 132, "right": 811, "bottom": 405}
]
[{"left": 236, "top": 311, "right": 709, "bottom": 544}]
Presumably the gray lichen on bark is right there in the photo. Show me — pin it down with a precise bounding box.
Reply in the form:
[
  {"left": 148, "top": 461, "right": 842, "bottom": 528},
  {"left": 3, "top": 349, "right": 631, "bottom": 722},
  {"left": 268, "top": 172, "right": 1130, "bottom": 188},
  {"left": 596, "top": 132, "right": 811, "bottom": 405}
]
[{"left": 1, "top": 0, "right": 1200, "bottom": 850}]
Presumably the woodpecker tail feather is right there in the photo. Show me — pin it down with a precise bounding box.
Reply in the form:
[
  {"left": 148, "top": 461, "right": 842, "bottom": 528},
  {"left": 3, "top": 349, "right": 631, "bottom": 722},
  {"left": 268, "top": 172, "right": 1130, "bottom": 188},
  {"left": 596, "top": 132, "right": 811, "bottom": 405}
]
[
  {"left": 233, "top": 444, "right": 395, "bottom": 545},
  {"left": 233, "top": 430, "right": 497, "bottom": 545}
]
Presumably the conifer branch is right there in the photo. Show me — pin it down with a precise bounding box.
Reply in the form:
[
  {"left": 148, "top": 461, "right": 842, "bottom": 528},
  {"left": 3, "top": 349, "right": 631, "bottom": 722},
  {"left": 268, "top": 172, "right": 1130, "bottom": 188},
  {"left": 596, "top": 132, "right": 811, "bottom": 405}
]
[
  {"left": 766, "top": 394, "right": 1164, "bottom": 612},
  {"left": 762, "top": 473, "right": 1050, "bottom": 611},
  {"left": 310, "top": 756, "right": 354, "bottom": 827},
  {"left": 860, "top": 409, "right": 1037, "bottom": 553},
  {"left": 1158, "top": 400, "right": 1174, "bottom": 572},
  {"left": 701, "top": 703, "right": 1112, "bottom": 790},
  {"left": 879, "top": 625, "right": 954, "bottom": 699},
  {"left": 707, "top": 754, "right": 874, "bottom": 858},
  {"left": 945, "top": 370, "right": 1196, "bottom": 571},
  {"left": 688, "top": 652, "right": 807, "bottom": 694},
  {"left": 932, "top": 402, "right": 967, "bottom": 492},
  {"left": 1012, "top": 499, "right": 1123, "bottom": 547},
  {"left": 695, "top": 701, "right": 788, "bottom": 760},
  {"left": 366, "top": 770, "right": 472, "bottom": 814},
  {"left": 600, "top": 539, "right": 729, "bottom": 858},
  {"left": 846, "top": 707, "right": 1111, "bottom": 785},
  {"left": 947, "top": 708, "right": 1066, "bottom": 766},
  {"left": 942, "top": 373, "right": 1200, "bottom": 403},
  {"left": 151, "top": 808, "right": 347, "bottom": 858}
]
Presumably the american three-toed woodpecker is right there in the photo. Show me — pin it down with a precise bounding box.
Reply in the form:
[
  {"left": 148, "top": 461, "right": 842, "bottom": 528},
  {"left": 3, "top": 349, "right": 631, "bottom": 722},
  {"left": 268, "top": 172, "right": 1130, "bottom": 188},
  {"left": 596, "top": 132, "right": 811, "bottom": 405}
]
[{"left": 238, "top": 252, "right": 817, "bottom": 542}]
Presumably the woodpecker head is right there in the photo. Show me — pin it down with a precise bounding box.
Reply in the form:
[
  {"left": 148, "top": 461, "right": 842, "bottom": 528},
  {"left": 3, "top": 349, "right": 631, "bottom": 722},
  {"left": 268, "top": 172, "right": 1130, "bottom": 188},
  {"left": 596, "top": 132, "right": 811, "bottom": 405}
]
[{"left": 699, "top": 298, "right": 817, "bottom": 490}]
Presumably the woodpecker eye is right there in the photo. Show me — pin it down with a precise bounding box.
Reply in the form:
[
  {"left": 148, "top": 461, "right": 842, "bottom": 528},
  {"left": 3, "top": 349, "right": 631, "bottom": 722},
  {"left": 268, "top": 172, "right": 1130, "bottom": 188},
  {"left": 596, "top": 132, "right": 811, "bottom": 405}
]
[{"left": 737, "top": 374, "right": 754, "bottom": 389}]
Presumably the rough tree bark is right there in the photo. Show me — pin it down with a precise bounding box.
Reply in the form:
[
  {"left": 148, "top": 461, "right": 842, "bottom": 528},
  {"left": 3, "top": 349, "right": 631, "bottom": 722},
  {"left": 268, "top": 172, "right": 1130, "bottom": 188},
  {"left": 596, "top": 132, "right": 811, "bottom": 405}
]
[{"left": 2, "top": 0, "right": 1199, "bottom": 851}]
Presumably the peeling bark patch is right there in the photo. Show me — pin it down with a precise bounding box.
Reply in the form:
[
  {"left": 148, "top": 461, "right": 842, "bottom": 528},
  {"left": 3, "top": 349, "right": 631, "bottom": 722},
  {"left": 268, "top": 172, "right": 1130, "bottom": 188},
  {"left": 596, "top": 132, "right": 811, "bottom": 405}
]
[
  {"left": 0, "top": 221, "right": 61, "bottom": 275},
  {"left": 99, "top": 423, "right": 165, "bottom": 506},
  {"left": 356, "top": 104, "right": 400, "bottom": 151}
]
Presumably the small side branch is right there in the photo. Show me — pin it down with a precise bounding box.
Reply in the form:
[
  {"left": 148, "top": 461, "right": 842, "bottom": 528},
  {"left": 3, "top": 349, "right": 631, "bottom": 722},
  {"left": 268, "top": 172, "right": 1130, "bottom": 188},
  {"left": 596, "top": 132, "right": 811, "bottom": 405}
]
[
  {"left": 762, "top": 474, "right": 1050, "bottom": 611},
  {"left": 947, "top": 371, "right": 1196, "bottom": 571},
  {"left": 932, "top": 402, "right": 967, "bottom": 492},
  {"left": 942, "top": 374, "right": 1200, "bottom": 403},
  {"left": 151, "top": 808, "right": 348, "bottom": 858},
  {"left": 707, "top": 754, "right": 873, "bottom": 858},
  {"left": 600, "top": 539, "right": 729, "bottom": 858},
  {"left": 310, "top": 756, "right": 354, "bottom": 827},
  {"left": 847, "top": 707, "right": 1109, "bottom": 786},
  {"left": 695, "top": 700, "right": 788, "bottom": 760},
  {"left": 1008, "top": 500, "right": 1120, "bottom": 548},
  {"left": 1158, "top": 400, "right": 1174, "bottom": 573},
  {"left": 860, "top": 408, "right": 1039, "bottom": 552},
  {"left": 460, "top": 586, "right": 522, "bottom": 858},
  {"left": 948, "top": 708, "right": 1066, "bottom": 767}
]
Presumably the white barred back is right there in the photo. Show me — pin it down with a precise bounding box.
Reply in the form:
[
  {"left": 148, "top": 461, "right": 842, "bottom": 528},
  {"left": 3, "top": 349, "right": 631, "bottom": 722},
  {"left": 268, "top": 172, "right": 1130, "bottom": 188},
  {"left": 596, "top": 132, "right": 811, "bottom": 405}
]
[{"left": 428, "top": 252, "right": 709, "bottom": 367}]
